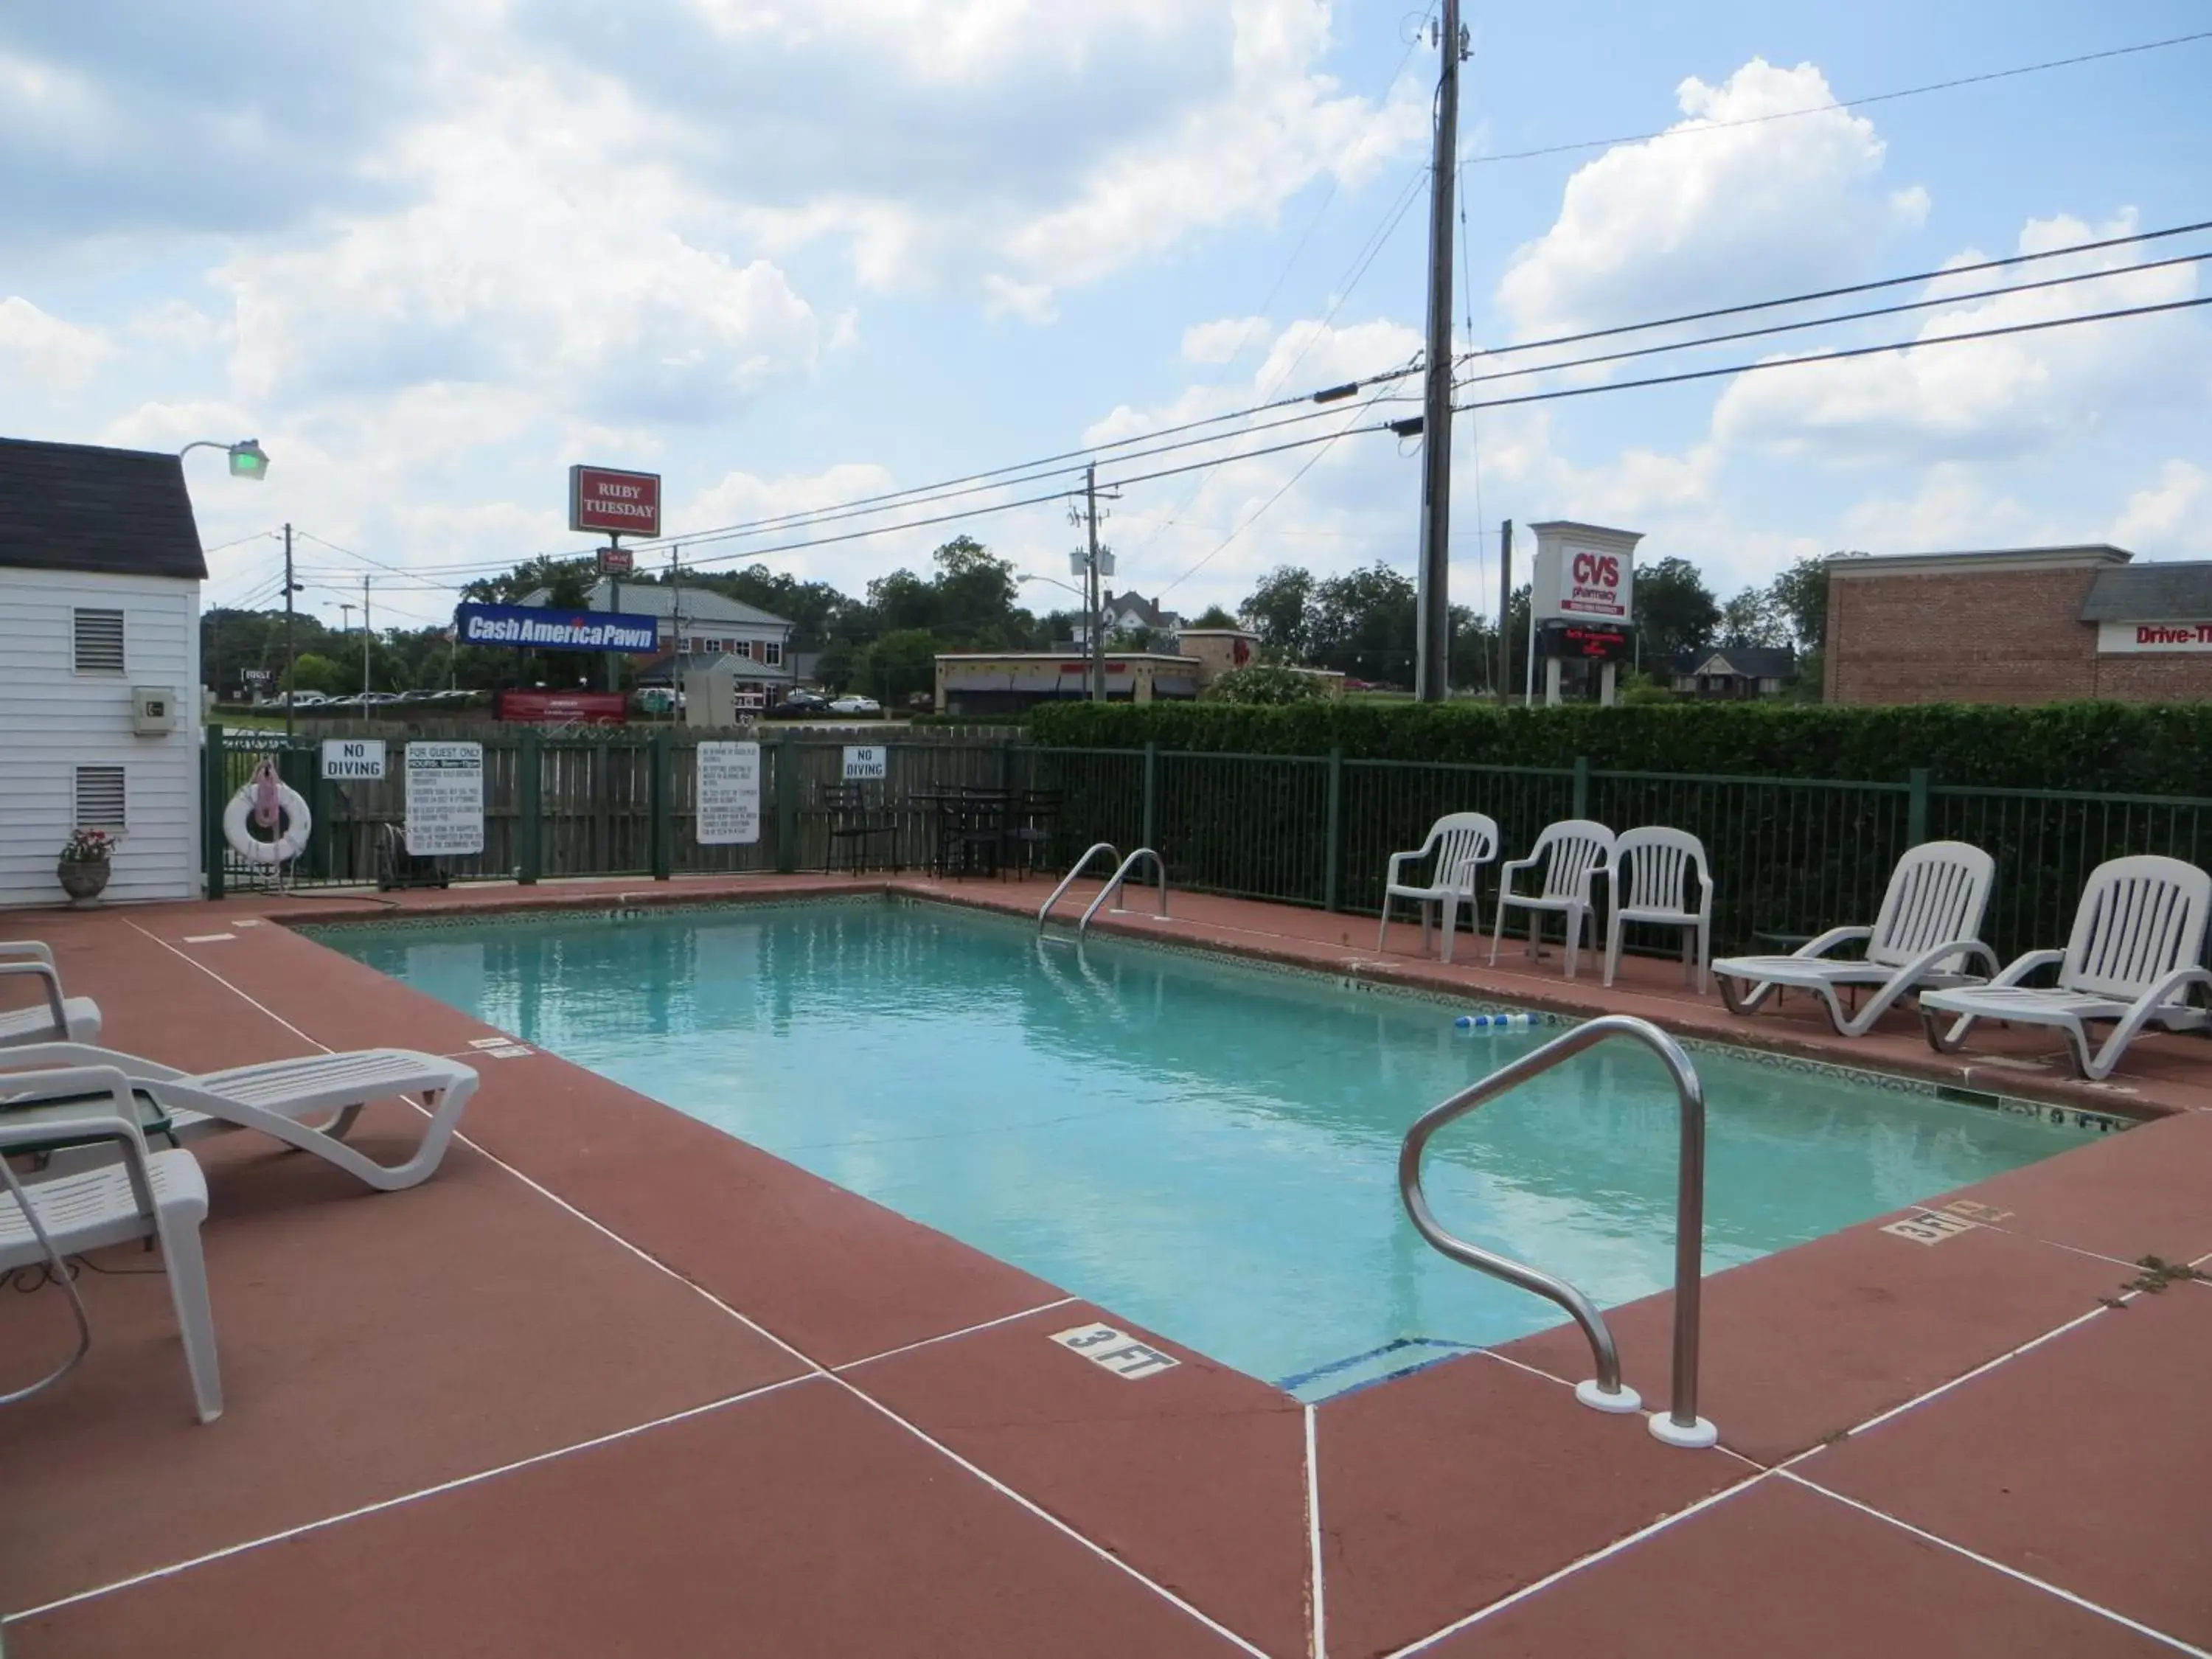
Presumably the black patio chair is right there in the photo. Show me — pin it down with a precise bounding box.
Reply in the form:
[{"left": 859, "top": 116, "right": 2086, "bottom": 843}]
[
  {"left": 942, "top": 790, "right": 1010, "bottom": 880},
  {"left": 822, "top": 782, "right": 899, "bottom": 874},
  {"left": 1007, "top": 790, "right": 1062, "bottom": 879}
]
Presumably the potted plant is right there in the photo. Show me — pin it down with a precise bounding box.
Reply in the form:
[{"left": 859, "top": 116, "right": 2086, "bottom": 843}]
[{"left": 58, "top": 827, "right": 116, "bottom": 905}]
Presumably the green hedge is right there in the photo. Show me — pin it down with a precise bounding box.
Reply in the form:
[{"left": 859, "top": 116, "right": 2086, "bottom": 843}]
[{"left": 1029, "top": 700, "right": 2212, "bottom": 792}]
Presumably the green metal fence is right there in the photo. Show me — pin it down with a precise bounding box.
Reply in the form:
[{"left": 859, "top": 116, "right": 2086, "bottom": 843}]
[
  {"left": 201, "top": 723, "right": 2212, "bottom": 964},
  {"left": 1033, "top": 743, "right": 2212, "bottom": 964},
  {"left": 204, "top": 725, "right": 1029, "bottom": 896}
]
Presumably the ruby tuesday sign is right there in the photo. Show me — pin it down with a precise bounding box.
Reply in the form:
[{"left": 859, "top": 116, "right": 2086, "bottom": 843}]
[{"left": 568, "top": 465, "right": 661, "bottom": 539}]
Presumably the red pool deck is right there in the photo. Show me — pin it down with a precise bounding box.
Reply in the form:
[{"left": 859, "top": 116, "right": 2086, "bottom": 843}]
[{"left": 2, "top": 873, "right": 2208, "bottom": 1658}]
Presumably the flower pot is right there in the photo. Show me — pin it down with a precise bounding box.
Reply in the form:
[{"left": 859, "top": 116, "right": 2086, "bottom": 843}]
[{"left": 58, "top": 858, "right": 111, "bottom": 905}]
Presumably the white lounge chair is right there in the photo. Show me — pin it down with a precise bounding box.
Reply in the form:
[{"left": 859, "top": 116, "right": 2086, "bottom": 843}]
[
  {"left": 1490, "top": 820, "right": 1615, "bottom": 979},
  {"left": 1711, "top": 841, "right": 1997, "bottom": 1037},
  {"left": 1, "top": 1070, "right": 221, "bottom": 1422},
  {"left": 1377, "top": 812, "right": 1500, "bottom": 964},
  {"left": 0, "top": 1046, "right": 479, "bottom": 1192},
  {"left": 1919, "top": 855, "right": 2211, "bottom": 1081},
  {"left": 0, "top": 942, "right": 102, "bottom": 1048},
  {"left": 1603, "top": 828, "right": 1715, "bottom": 994}
]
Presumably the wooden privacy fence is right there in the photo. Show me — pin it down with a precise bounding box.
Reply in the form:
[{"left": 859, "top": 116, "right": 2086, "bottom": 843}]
[{"left": 203, "top": 724, "right": 1029, "bottom": 894}]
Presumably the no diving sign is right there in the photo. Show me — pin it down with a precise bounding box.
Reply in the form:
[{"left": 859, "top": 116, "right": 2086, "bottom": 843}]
[{"left": 321, "top": 739, "right": 386, "bottom": 780}]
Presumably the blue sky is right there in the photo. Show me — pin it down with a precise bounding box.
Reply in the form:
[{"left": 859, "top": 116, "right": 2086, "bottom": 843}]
[{"left": 1, "top": 0, "right": 2205, "bottom": 637}]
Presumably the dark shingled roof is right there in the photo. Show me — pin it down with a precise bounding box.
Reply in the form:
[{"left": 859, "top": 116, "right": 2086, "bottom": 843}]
[
  {"left": 2079, "top": 562, "right": 2212, "bottom": 621},
  {"left": 0, "top": 437, "right": 207, "bottom": 580}
]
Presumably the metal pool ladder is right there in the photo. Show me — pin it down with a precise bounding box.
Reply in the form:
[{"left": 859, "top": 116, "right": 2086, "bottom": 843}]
[
  {"left": 1397, "top": 1014, "right": 1718, "bottom": 1450},
  {"left": 1038, "top": 844, "right": 1120, "bottom": 933}
]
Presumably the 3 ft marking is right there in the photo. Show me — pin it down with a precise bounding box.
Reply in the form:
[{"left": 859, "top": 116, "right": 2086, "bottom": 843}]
[
  {"left": 1882, "top": 1211, "right": 1975, "bottom": 1246},
  {"left": 1051, "top": 1323, "right": 1180, "bottom": 1380}
]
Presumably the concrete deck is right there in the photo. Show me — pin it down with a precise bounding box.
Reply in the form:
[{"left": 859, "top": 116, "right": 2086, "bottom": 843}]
[{"left": 2, "top": 872, "right": 2207, "bottom": 1658}]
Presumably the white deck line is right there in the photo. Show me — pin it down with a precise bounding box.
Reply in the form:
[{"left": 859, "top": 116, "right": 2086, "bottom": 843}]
[
  {"left": 3, "top": 1375, "right": 817, "bottom": 1626},
  {"left": 832, "top": 1296, "right": 1079, "bottom": 1372},
  {"left": 1777, "top": 1472, "right": 2212, "bottom": 1658},
  {"left": 77, "top": 921, "right": 1274, "bottom": 1658},
  {"left": 1304, "top": 1405, "right": 1327, "bottom": 1659},
  {"left": 1377, "top": 1471, "right": 1774, "bottom": 1658}
]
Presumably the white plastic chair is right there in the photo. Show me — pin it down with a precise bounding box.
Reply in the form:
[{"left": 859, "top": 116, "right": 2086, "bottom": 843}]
[
  {"left": 0, "top": 942, "right": 102, "bottom": 1048},
  {"left": 0, "top": 1068, "right": 222, "bottom": 1422},
  {"left": 1377, "top": 813, "right": 1500, "bottom": 964},
  {"left": 1603, "top": 829, "right": 1715, "bottom": 993},
  {"left": 0, "top": 1046, "right": 479, "bottom": 1192},
  {"left": 1490, "top": 821, "right": 1616, "bottom": 979},
  {"left": 1712, "top": 841, "right": 1997, "bottom": 1036},
  {"left": 1919, "top": 855, "right": 2211, "bottom": 1081}
]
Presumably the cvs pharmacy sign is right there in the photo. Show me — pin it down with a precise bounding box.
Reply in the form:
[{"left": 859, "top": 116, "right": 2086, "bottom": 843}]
[{"left": 1565, "top": 550, "right": 1629, "bottom": 618}]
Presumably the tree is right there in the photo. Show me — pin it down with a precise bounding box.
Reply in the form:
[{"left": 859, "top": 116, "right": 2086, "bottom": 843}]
[
  {"left": 1189, "top": 604, "right": 1239, "bottom": 630},
  {"left": 1770, "top": 555, "right": 1832, "bottom": 649},
  {"left": 815, "top": 639, "right": 863, "bottom": 693},
  {"left": 287, "top": 653, "right": 346, "bottom": 695},
  {"left": 1310, "top": 563, "right": 1416, "bottom": 681},
  {"left": 1719, "top": 586, "right": 1788, "bottom": 649},
  {"left": 1632, "top": 557, "right": 1721, "bottom": 669},
  {"left": 863, "top": 628, "right": 940, "bottom": 704},
  {"left": 1239, "top": 566, "right": 1315, "bottom": 660}
]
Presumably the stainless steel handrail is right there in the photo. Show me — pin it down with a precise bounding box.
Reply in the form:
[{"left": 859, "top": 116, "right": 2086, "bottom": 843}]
[
  {"left": 1397, "top": 1014, "right": 1716, "bottom": 1447},
  {"left": 1077, "top": 848, "right": 1169, "bottom": 939},
  {"left": 1038, "top": 844, "right": 1121, "bottom": 932}
]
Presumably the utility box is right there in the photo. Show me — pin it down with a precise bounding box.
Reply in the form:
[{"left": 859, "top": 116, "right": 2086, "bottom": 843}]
[{"left": 131, "top": 686, "right": 180, "bottom": 736}]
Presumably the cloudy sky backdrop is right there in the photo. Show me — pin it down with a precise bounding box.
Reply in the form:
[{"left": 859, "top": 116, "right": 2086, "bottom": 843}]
[{"left": 1, "top": 0, "right": 2206, "bottom": 635}]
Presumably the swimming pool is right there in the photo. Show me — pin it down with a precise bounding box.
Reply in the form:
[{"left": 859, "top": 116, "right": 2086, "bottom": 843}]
[{"left": 322, "top": 899, "right": 2093, "bottom": 1399}]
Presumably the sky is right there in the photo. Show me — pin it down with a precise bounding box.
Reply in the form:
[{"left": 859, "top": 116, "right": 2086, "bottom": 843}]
[{"left": 1, "top": 0, "right": 2207, "bottom": 638}]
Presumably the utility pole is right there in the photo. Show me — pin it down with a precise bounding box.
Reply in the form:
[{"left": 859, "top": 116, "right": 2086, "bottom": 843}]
[
  {"left": 1069, "top": 464, "right": 1119, "bottom": 702},
  {"left": 282, "top": 522, "right": 296, "bottom": 740},
  {"left": 361, "top": 574, "right": 372, "bottom": 698},
  {"left": 605, "top": 542, "right": 622, "bottom": 694},
  {"left": 669, "top": 544, "right": 684, "bottom": 721},
  {"left": 1498, "top": 518, "right": 1513, "bottom": 700},
  {"left": 1414, "top": 0, "right": 1466, "bottom": 703}
]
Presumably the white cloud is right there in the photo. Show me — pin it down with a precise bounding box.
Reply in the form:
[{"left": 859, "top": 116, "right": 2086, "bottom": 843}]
[
  {"left": 1001, "top": 1, "right": 1427, "bottom": 288},
  {"left": 2110, "top": 460, "right": 2210, "bottom": 556},
  {"left": 1182, "top": 316, "right": 1273, "bottom": 364},
  {"left": 1711, "top": 210, "right": 2209, "bottom": 465},
  {"left": 0, "top": 295, "right": 114, "bottom": 389},
  {"left": 983, "top": 274, "right": 1057, "bottom": 324},
  {"left": 1497, "top": 59, "right": 1927, "bottom": 343},
  {"left": 212, "top": 66, "right": 821, "bottom": 425}
]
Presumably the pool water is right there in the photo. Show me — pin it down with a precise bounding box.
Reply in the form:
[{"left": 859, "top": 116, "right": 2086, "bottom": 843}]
[{"left": 324, "top": 900, "right": 2090, "bottom": 1399}]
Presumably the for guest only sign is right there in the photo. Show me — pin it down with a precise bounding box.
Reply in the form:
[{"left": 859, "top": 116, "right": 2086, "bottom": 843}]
[{"left": 568, "top": 465, "right": 662, "bottom": 539}]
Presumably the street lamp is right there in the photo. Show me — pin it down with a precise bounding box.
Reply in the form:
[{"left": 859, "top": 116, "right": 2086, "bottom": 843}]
[{"left": 179, "top": 438, "right": 270, "bottom": 481}]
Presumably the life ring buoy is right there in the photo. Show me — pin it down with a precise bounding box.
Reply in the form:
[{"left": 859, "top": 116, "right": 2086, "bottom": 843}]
[{"left": 224, "top": 782, "right": 313, "bottom": 865}]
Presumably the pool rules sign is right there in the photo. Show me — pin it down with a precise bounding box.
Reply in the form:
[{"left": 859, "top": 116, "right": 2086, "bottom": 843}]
[
  {"left": 405, "top": 742, "right": 484, "bottom": 857},
  {"left": 696, "top": 742, "right": 761, "bottom": 846}
]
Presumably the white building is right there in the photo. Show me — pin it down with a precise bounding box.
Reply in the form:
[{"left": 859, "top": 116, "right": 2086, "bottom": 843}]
[
  {"left": 0, "top": 438, "right": 206, "bottom": 907},
  {"left": 525, "top": 577, "right": 798, "bottom": 707}
]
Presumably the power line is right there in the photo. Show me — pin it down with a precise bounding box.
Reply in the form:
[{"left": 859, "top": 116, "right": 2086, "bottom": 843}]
[
  {"left": 1158, "top": 383, "right": 1407, "bottom": 597},
  {"left": 1454, "top": 294, "right": 2212, "bottom": 414},
  {"left": 1452, "top": 249, "right": 2212, "bottom": 390},
  {"left": 1467, "top": 29, "right": 2212, "bottom": 168},
  {"left": 1457, "top": 217, "right": 2212, "bottom": 361}
]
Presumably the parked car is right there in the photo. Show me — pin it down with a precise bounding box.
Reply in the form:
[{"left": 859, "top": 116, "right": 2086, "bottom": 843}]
[{"left": 827, "top": 695, "right": 881, "bottom": 715}]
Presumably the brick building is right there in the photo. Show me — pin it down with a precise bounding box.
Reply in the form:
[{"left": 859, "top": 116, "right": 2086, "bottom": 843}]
[{"left": 1824, "top": 546, "right": 2212, "bottom": 705}]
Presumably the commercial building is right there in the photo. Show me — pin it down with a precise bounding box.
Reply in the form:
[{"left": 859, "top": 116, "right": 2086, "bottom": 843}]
[
  {"left": 1825, "top": 546, "right": 2212, "bottom": 705},
  {"left": 526, "top": 577, "right": 798, "bottom": 709},
  {"left": 0, "top": 437, "right": 206, "bottom": 905},
  {"left": 933, "top": 627, "right": 1302, "bottom": 715}
]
